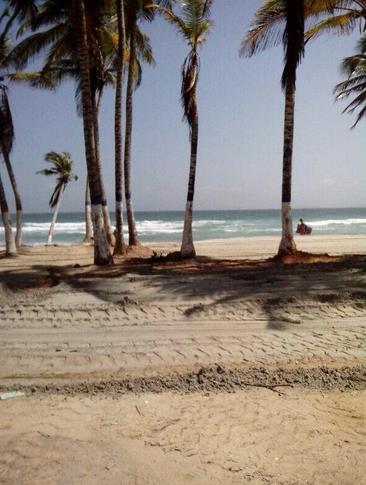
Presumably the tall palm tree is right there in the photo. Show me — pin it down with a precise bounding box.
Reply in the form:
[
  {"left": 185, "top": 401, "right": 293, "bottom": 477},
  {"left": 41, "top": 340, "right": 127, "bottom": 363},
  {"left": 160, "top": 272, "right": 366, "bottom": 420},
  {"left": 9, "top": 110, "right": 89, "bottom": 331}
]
[
  {"left": 0, "top": 166, "right": 16, "bottom": 255},
  {"left": 0, "top": 82, "right": 22, "bottom": 248},
  {"left": 37, "top": 151, "right": 77, "bottom": 244},
  {"left": 0, "top": 34, "right": 22, "bottom": 248},
  {"left": 114, "top": 0, "right": 127, "bottom": 255},
  {"left": 157, "top": 0, "right": 212, "bottom": 258},
  {"left": 123, "top": 7, "right": 155, "bottom": 246},
  {"left": 242, "top": 0, "right": 306, "bottom": 256},
  {"left": 334, "top": 34, "right": 366, "bottom": 127},
  {"left": 73, "top": 0, "right": 112, "bottom": 264}
]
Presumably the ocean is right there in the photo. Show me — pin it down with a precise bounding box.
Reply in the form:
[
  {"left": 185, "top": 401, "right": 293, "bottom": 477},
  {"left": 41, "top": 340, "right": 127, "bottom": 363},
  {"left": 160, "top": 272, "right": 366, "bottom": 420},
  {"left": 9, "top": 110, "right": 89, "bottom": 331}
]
[{"left": 1, "top": 208, "right": 366, "bottom": 246}]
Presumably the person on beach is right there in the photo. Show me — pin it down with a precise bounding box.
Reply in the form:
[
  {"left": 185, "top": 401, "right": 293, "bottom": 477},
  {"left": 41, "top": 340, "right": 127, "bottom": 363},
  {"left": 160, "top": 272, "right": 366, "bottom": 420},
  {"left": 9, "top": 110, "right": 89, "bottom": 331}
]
[{"left": 296, "top": 219, "right": 312, "bottom": 235}]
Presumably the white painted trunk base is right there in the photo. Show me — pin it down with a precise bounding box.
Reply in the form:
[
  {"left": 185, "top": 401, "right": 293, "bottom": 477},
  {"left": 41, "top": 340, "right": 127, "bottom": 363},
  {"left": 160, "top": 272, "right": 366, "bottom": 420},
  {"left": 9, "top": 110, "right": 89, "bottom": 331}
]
[
  {"left": 91, "top": 204, "right": 111, "bottom": 264},
  {"left": 3, "top": 211, "right": 16, "bottom": 255},
  {"left": 15, "top": 210, "right": 22, "bottom": 248},
  {"left": 102, "top": 204, "right": 115, "bottom": 246},
  {"left": 278, "top": 202, "right": 297, "bottom": 254},
  {"left": 181, "top": 200, "right": 196, "bottom": 258},
  {"left": 84, "top": 181, "right": 93, "bottom": 242},
  {"left": 47, "top": 190, "right": 63, "bottom": 245},
  {"left": 84, "top": 204, "right": 93, "bottom": 242}
]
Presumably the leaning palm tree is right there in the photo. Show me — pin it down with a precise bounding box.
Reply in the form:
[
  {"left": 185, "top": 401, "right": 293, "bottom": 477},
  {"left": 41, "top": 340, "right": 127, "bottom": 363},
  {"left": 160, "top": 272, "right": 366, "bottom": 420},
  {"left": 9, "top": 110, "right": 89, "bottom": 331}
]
[
  {"left": 158, "top": 0, "right": 212, "bottom": 258},
  {"left": 37, "top": 151, "right": 77, "bottom": 244},
  {"left": 242, "top": 0, "right": 305, "bottom": 256},
  {"left": 334, "top": 34, "right": 366, "bottom": 127}
]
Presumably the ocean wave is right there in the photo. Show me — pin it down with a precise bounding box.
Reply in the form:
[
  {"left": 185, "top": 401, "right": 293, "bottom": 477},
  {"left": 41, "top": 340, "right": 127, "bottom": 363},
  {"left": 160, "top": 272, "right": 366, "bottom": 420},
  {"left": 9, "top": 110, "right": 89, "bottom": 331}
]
[
  {"left": 310, "top": 218, "right": 366, "bottom": 227},
  {"left": 0, "top": 222, "right": 86, "bottom": 234},
  {"left": 1, "top": 215, "right": 366, "bottom": 240}
]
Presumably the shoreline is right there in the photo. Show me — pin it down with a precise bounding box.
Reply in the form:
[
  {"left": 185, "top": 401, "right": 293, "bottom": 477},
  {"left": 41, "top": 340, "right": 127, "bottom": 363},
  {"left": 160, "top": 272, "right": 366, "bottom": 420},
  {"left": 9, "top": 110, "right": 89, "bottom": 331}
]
[{"left": 1, "top": 234, "right": 365, "bottom": 268}]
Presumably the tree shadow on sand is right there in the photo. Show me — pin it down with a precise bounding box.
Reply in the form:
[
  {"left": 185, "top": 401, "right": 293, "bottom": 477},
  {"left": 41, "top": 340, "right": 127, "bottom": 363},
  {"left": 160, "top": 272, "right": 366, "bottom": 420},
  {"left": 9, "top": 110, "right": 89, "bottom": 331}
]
[{"left": 2, "top": 252, "right": 365, "bottom": 331}]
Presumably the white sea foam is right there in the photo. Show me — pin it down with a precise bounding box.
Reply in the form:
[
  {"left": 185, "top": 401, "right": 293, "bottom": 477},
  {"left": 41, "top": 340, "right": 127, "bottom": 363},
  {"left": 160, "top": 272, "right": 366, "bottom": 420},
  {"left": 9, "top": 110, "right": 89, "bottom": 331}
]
[
  {"left": 1, "top": 213, "right": 366, "bottom": 242},
  {"left": 309, "top": 218, "right": 366, "bottom": 227}
]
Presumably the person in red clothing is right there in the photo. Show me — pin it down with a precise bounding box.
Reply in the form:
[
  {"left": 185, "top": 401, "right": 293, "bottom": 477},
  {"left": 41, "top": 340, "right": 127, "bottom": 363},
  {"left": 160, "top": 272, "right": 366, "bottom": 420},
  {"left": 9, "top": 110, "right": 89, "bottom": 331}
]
[{"left": 296, "top": 218, "right": 312, "bottom": 235}]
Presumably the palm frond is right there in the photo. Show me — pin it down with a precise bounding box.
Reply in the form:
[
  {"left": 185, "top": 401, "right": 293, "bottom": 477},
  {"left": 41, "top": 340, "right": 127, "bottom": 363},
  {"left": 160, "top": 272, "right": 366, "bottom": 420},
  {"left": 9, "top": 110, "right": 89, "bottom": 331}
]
[
  {"left": 135, "top": 28, "right": 155, "bottom": 66},
  {"left": 9, "top": 22, "right": 67, "bottom": 69},
  {"left": 334, "top": 32, "right": 366, "bottom": 127},
  {"left": 240, "top": 0, "right": 287, "bottom": 57},
  {"left": 240, "top": 0, "right": 357, "bottom": 57},
  {"left": 306, "top": 11, "right": 360, "bottom": 40}
]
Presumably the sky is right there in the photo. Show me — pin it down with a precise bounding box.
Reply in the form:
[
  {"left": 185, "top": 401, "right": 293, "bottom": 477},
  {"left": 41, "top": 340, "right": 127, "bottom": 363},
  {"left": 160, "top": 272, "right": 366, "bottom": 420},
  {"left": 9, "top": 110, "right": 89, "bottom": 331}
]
[{"left": 1, "top": 0, "right": 365, "bottom": 213}]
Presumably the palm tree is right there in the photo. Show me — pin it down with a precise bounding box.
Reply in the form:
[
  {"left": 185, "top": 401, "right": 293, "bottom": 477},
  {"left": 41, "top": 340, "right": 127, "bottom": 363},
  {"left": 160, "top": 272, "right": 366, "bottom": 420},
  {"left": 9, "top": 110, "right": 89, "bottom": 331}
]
[
  {"left": 242, "top": 0, "right": 306, "bottom": 256},
  {"left": 157, "top": 0, "right": 212, "bottom": 258},
  {"left": 37, "top": 151, "right": 77, "bottom": 244},
  {"left": 0, "top": 82, "right": 22, "bottom": 248},
  {"left": 0, "top": 167, "right": 16, "bottom": 255},
  {"left": 114, "top": 0, "right": 127, "bottom": 255},
  {"left": 0, "top": 34, "right": 22, "bottom": 248},
  {"left": 123, "top": 5, "right": 155, "bottom": 246},
  {"left": 72, "top": 0, "right": 112, "bottom": 264},
  {"left": 334, "top": 35, "right": 366, "bottom": 127}
]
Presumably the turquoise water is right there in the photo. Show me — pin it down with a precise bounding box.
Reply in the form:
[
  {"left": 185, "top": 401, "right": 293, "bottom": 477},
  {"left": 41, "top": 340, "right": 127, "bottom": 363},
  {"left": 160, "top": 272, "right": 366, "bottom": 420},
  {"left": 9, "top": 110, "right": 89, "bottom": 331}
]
[{"left": 1, "top": 208, "right": 366, "bottom": 245}]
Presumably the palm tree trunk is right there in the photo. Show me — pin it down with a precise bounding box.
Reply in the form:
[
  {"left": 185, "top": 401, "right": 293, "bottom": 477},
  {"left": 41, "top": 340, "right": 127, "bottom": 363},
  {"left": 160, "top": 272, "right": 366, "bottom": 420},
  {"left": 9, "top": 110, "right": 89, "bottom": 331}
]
[
  {"left": 124, "top": 19, "right": 140, "bottom": 247},
  {"left": 114, "top": 0, "right": 127, "bottom": 256},
  {"left": 84, "top": 176, "right": 93, "bottom": 243},
  {"left": 92, "top": 93, "right": 114, "bottom": 246},
  {"left": 0, "top": 170, "right": 16, "bottom": 256},
  {"left": 181, "top": 116, "right": 198, "bottom": 258},
  {"left": 47, "top": 184, "right": 64, "bottom": 245},
  {"left": 278, "top": 83, "right": 297, "bottom": 256},
  {"left": 73, "top": 0, "right": 112, "bottom": 265},
  {"left": 2, "top": 147, "right": 22, "bottom": 248}
]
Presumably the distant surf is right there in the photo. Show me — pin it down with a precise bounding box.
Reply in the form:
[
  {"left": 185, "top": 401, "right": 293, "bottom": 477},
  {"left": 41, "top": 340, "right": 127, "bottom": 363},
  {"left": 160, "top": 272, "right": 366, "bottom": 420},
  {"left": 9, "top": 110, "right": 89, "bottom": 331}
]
[{"left": 1, "top": 208, "right": 366, "bottom": 245}]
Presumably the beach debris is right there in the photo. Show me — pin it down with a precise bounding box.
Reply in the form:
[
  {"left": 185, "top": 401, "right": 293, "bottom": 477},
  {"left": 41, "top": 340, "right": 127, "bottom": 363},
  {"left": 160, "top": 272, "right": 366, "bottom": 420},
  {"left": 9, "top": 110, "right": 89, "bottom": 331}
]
[{"left": 0, "top": 390, "right": 25, "bottom": 400}]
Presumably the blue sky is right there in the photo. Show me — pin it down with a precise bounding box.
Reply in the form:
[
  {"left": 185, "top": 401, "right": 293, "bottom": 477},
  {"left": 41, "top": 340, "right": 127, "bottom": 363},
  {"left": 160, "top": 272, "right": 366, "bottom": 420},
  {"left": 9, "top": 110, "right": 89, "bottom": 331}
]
[{"left": 1, "top": 0, "right": 365, "bottom": 213}]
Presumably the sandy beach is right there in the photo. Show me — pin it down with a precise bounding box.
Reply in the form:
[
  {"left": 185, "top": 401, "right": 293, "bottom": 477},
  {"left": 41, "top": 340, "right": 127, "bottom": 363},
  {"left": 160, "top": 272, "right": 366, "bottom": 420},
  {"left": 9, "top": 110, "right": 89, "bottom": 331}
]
[{"left": 0, "top": 235, "right": 365, "bottom": 484}]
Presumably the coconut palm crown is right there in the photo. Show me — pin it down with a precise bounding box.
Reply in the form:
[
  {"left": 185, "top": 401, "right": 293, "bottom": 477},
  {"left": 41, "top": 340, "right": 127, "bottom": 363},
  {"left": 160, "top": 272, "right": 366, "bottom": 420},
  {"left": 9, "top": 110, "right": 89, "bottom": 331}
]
[
  {"left": 334, "top": 34, "right": 366, "bottom": 127},
  {"left": 162, "top": 0, "right": 212, "bottom": 131},
  {"left": 37, "top": 151, "right": 77, "bottom": 208},
  {"left": 240, "top": 0, "right": 366, "bottom": 59}
]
